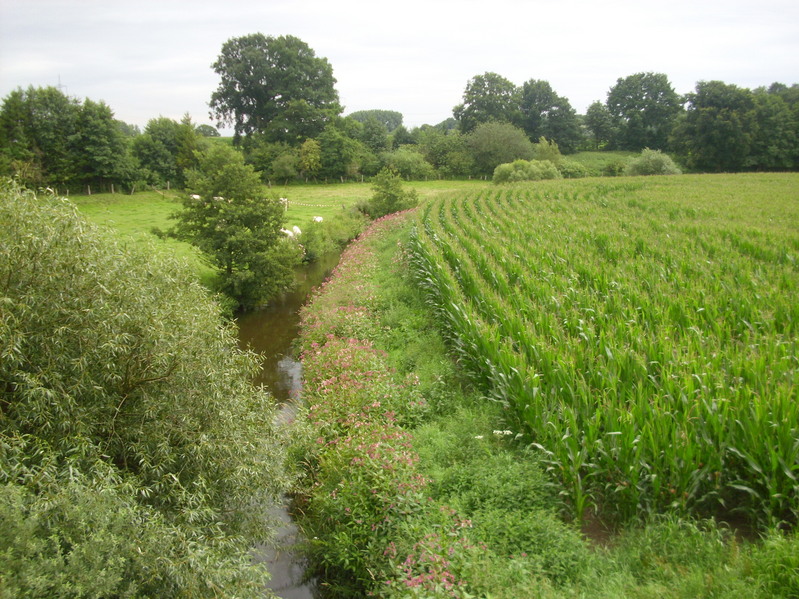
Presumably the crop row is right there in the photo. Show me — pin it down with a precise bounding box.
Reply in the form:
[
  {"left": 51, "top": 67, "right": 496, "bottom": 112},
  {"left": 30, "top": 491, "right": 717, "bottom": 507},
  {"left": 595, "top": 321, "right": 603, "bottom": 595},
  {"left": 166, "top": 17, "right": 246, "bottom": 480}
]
[{"left": 408, "top": 176, "right": 799, "bottom": 528}]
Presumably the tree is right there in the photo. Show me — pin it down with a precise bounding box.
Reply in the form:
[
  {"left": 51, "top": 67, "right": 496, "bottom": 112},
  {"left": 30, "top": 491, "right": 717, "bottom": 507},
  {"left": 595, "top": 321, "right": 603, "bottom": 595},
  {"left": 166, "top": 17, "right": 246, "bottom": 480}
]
[
  {"left": 299, "top": 138, "right": 322, "bottom": 180},
  {"left": 453, "top": 72, "right": 520, "bottom": 133},
  {"left": 380, "top": 147, "right": 435, "bottom": 180},
  {"left": 318, "top": 123, "right": 368, "bottom": 180},
  {"left": 518, "top": 80, "right": 582, "bottom": 153},
  {"left": 195, "top": 123, "right": 220, "bottom": 137},
  {"left": 210, "top": 33, "right": 341, "bottom": 145},
  {"left": 362, "top": 167, "right": 419, "bottom": 218},
  {"left": 132, "top": 116, "right": 206, "bottom": 187},
  {"left": 584, "top": 101, "right": 616, "bottom": 149},
  {"left": 670, "top": 80, "right": 755, "bottom": 172},
  {"left": 0, "top": 86, "right": 81, "bottom": 188},
  {"left": 174, "top": 144, "right": 300, "bottom": 308},
  {"left": 348, "top": 109, "right": 403, "bottom": 132},
  {"left": 466, "top": 121, "right": 534, "bottom": 176},
  {"left": 70, "top": 98, "right": 135, "bottom": 189},
  {"left": 359, "top": 115, "right": 390, "bottom": 153},
  {"left": 606, "top": 72, "right": 682, "bottom": 150},
  {"left": 0, "top": 180, "right": 288, "bottom": 595}
]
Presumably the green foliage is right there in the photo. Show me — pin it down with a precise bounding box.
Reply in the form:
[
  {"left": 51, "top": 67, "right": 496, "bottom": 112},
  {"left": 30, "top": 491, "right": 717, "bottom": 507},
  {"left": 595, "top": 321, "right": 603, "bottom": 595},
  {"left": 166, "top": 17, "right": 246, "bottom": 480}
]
[
  {"left": 623, "top": 148, "right": 682, "bottom": 175},
  {"left": 210, "top": 33, "right": 341, "bottom": 144},
  {"left": 348, "top": 109, "right": 404, "bottom": 132},
  {"left": 532, "top": 136, "right": 563, "bottom": 165},
  {"left": 519, "top": 80, "right": 583, "bottom": 154},
  {"left": 671, "top": 80, "right": 799, "bottom": 172},
  {"left": 174, "top": 144, "right": 301, "bottom": 308},
  {"left": 0, "top": 86, "right": 135, "bottom": 191},
  {"left": 492, "top": 159, "right": 561, "bottom": 183},
  {"left": 380, "top": 147, "right": 435, "bottom": 180},
  {"left": 195, "top": 123, "right": 220, "bottom": 137},
  {"left": 557, "top": 159, "right": 590, "bottom": 179},
  {"left": 467, "top": 121, "right": 534, "bottom": 176},
  {"left": 585, "top": 101, "right": 616, "bottom": 149},
  {"left": 131, "top": 115, "right": 207, "bottom": 187},
  {"left": 363, "top": 167, "right": 419, "bottom": 218},
  {"left": 0, "top": 180, "right": 289, "bottom": 596},
  {"left": 409, "top": 175, "right": 799, "bottom": 528},
  {"left": 454, "top": 72, "right": 520, "bottom": 133},
  {"left": 299, "top": 138, "right": 322, "bottom": 179},
  {"left": 607, "top": 72, "right": 682, "bottom": 151}
]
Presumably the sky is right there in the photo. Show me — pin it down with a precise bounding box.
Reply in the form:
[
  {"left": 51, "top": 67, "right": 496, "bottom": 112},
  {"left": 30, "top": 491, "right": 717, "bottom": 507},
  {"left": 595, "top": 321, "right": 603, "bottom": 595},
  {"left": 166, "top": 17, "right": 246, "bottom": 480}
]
[{"left": 1, "top": 0, "right": 798, "bottom": 134}]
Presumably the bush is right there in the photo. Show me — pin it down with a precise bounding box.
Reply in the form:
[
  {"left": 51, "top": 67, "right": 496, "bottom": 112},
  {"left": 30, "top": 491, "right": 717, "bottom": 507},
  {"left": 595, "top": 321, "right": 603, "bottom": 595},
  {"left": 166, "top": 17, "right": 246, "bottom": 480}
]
[
  {"left": 362, "top": 167, "right": 419, "bottom": 218},
  {"left": 558, "top": 159, "right": 590, "bottom": 179},
  {"left": 624, "top": 148, "right": 682, "bottom": 176},
  {"left": 381, "top": 147, "right": 436, "bottom": 180},
  {"left": 0, "top": 180, "right": 288, "bottom": 596},
  {"left": 492, "top": 159, "right": 562, "bottom": 183}
]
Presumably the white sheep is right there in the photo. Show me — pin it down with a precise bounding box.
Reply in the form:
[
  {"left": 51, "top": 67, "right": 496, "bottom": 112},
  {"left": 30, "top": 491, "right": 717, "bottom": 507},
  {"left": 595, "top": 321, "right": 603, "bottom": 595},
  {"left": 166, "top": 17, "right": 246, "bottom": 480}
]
[
  {"left": 281, "top": 228, "right": 294, "bottom": 238},
  {"left": 313, "top": 216, "right": 323, "bottom": 222},
  {"left": 292, "top": 225, "right": 302, "bottom": 236},
  {"left": 189, "top": 194, "right": 201, "bottom": 200}
]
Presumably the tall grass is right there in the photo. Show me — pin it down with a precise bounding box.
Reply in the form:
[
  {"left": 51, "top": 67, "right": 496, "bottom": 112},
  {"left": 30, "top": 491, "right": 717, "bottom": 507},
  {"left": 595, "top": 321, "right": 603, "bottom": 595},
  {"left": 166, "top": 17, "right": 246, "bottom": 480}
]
[{"left": 408, "top": 174, "right": 799, "bottom": 529}]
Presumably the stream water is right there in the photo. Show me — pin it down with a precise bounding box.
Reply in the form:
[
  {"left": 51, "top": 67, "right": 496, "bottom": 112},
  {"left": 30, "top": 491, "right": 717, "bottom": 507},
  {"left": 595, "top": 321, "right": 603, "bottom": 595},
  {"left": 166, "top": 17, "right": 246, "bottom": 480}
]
[{"left": 236, "top": 251, "right": 342, "bottom": 599}]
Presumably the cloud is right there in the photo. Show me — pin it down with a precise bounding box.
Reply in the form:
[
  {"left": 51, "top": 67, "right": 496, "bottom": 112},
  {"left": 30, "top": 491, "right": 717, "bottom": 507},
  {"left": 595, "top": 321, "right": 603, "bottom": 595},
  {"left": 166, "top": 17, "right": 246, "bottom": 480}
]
[{"left": 1, "top": 0, "right": 798, "bottom": 131}]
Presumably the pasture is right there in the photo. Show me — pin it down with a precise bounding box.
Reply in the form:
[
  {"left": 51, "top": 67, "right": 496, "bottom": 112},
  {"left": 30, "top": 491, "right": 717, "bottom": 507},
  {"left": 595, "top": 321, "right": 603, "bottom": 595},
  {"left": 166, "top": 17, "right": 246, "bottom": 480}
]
[{"left": 409, "top": 173, "right": 799, "bottom": 528}]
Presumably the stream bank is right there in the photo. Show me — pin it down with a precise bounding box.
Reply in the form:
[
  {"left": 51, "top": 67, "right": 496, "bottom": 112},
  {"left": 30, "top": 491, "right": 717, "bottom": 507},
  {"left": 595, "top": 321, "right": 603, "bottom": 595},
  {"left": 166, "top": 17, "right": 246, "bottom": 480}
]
[{"left": 236, "top": 251, "right": 342, "bottom": 599}]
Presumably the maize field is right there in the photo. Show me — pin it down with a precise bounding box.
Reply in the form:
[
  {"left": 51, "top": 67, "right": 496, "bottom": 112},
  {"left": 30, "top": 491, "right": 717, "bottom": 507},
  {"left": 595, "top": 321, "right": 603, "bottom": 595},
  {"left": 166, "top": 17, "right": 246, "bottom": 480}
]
[{"left": 408, "top": 174, "right": 799, "bottom": 529}]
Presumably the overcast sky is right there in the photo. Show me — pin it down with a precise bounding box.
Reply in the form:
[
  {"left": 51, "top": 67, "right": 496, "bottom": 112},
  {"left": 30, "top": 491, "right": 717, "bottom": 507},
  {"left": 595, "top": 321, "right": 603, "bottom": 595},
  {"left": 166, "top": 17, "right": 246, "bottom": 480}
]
[{"left": 1, "top": 0, "right": 798, "bottom": 133}]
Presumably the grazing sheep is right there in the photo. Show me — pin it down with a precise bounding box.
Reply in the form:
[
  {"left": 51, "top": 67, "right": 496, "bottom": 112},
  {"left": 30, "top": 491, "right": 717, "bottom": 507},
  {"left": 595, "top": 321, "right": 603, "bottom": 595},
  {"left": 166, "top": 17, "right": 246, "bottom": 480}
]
[
  {"left": 313, "top": 216, "right": 323, "bottom": 222},
  {"left": 281, "top": 228, "right": 294, "bottom": 238},
  {"left": 292, "top": 225, "right": 302, "bottom": 236}
]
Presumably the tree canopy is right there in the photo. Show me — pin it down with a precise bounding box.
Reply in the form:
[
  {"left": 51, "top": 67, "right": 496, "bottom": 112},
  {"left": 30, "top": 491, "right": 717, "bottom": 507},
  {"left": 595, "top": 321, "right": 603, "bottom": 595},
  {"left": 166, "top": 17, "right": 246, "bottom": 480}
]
[
  {"left": 454, "top": 72, "right": 520, "bottom": 133},
  {"left": 519, "top": 79, "right": 583, "bottom": 153},
  {"left": 606, "top": 72, "right": 682, "bottom": 150},
  {"left": 210, "top": 33, "right": 341, "bottom": 145}
]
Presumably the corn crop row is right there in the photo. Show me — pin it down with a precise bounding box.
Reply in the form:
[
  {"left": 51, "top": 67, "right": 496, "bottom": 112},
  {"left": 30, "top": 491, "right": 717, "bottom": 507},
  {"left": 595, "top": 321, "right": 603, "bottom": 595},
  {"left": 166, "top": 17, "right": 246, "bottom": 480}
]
[{"left": 408, "top": 178, "right": 799, "bottom": 528}]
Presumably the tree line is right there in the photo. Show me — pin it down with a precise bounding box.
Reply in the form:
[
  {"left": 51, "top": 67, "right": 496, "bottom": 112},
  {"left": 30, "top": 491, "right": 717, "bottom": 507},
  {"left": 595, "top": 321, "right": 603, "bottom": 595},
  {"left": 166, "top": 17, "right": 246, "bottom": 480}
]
[{"left": 1, "top": 33, "right": 797, "bottom": 192}]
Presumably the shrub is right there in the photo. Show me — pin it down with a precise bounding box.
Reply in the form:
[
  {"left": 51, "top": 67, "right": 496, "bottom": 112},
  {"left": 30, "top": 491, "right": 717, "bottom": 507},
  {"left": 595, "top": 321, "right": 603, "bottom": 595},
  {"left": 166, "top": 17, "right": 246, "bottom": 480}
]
[
  {"left": 362, "top": 167, "right": 419, "bottom": 218},
  {"left": 381, "top": 147, "right": 436, "bottom": 180},
  {"left": 492, "top": 159, "right": 562, "bottom": 184},
  {"left": 558, "top": 159, "right": 590, "bottom": 179},
  {"left": 0, "top": 180, "right": 288, "bottom": 596},
  {"left": 624, "top": 148, "right": 682, "bottom": 176}
]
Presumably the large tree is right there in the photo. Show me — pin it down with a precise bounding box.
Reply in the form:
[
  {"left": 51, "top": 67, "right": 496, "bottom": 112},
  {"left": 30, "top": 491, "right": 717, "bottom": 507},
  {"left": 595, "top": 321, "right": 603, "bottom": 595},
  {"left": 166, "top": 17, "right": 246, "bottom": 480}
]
[
  {"left": 210, "top": 33, "right": 341, "bottom": 145},
  {"left": 671, "top": 80, "right": 799, "bottom": 172},
  {"left": 453, "top": 72, "right": 520, "bottom": 133},
  {"left": 606, "top": 72, "right": 682, "bottom": 150},
  {"left": 518, "top": 79, "right": 582, "bottom": 153}
]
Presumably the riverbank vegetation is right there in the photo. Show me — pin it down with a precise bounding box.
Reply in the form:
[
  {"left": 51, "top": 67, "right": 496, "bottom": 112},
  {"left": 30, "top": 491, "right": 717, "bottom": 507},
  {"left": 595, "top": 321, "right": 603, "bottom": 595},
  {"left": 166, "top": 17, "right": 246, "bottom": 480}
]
[
  {"left": 0, "top": 181, "right": 289, "bottom": 596},
  {"left": 292, "top": 173, "right": 798, "bottom": 597}
]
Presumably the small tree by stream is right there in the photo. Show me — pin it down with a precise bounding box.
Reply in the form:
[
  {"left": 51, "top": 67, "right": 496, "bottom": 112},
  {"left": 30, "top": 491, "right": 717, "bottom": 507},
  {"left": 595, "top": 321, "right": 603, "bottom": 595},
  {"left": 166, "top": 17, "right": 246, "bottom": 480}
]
[{"left": 173, "top": 144, "right": 301, "bottom": 309}]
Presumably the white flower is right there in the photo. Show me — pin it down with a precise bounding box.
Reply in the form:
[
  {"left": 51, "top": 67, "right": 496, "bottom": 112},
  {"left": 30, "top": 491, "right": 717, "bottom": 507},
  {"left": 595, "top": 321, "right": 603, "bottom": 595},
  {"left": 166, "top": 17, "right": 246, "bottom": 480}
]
[{"left": 474, "top": 435, "right": 484, "bottom": 440}]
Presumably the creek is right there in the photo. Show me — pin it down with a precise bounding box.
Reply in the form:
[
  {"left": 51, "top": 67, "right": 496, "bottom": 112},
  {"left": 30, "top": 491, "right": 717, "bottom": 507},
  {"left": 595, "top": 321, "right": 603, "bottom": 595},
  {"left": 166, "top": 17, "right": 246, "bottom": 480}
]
[{"left": 236, "top": 251, "right": 342, "bottom": 599}]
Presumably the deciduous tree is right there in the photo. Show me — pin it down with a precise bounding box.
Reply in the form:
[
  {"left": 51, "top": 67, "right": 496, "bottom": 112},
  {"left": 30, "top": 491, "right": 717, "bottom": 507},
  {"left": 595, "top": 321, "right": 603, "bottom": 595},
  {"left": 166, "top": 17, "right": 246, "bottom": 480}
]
[
  {"left": 210, "top": 33, "right": 341, "bottom": 145},
  {"left": 454, "top": 72, "right": 520, "bottom": 133},
  {"left": 174, "top": 144, "right": 300, "bottom": 308},
  {"left": 607, "top": 72, "right": 681, "bottom": 150},
  {"left": 519, "top": 80, "right": 582, "bottom": 153}
]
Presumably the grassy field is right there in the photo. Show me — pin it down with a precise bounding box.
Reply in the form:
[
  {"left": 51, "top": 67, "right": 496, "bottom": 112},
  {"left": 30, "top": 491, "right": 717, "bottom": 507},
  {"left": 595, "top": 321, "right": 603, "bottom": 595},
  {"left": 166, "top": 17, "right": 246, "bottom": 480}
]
[
  {"left": 409, "top": 172, "right": 799, "bottom": 528},
  {"left": 70, "top": 180, "right": 490, "bottom": 282}
]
